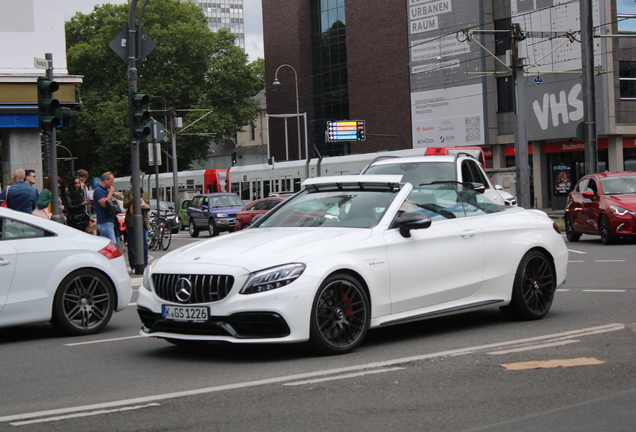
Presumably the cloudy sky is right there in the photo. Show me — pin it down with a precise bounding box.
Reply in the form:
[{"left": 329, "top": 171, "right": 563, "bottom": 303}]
[{"left": 62, "top": 0, "right": 264, "bottom": 60}]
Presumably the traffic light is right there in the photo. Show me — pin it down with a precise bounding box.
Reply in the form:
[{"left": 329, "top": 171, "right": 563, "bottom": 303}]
[
  {"left": 356, "top": 130, "right": 363, "bottom": 141},
  {"left": 130, "top": 90, "right": 151, "bottom": 141},
  {"left": 231, "top": 151, "right": 237, "bottom": 165},
  {"left": 37, "top": 77, "right": 62, "bottom": 131}
]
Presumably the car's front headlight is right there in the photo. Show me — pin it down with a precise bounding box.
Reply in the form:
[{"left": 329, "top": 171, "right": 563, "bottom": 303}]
[
  {"left": 240, "top": 263, "right": 306, "bottom": 294},
  {"left": 142, "top": 265, "right": 154, "bottom": 291},
  {"left": 215, "top": 213, "right": 228, "bottom": 218},
  {"left": 609, "top": 205, "right": 630, "bottom": 216}
]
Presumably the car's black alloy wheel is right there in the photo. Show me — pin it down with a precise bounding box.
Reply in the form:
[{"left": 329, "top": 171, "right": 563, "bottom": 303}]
[
  {"left": 310, "top": 273, "right": 369, "bottom": 355},
  {"left": 52, "top": 269, "right": 115, "bottom": 335},
  {"left": 599, "top": 214, "right": 615, "bottom": 245},
  {"left": 189, "top": 219, "right": 199, "bottom": 237},
  {"left": 564, "top": 214, "right": 580, "bottom": 242},
  {"left": 500, "top": 250, "right": 556, "bottom": 320}
]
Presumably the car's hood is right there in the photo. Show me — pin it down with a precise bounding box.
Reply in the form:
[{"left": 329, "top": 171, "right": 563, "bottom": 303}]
[
  {"left": 605, "top": 194, "right": 636, "bottom": 210},
  {"left": 156, "top": 228, "right": 372, "bottom": 271}
]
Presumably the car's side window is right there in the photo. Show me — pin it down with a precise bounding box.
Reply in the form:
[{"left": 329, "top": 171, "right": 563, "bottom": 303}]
[
  {"left": 576, "top": 179, "right": 588, "bottom": 193},
  {"left": 191, "top": 197, "right": 202, "bottom": 209},
  {"left": 263, "top": 199, "right": 280, "bottom": 210},
  {"left": 461, "top": 161, "right": 473, "bottom": 183},
  {"left": 587, "top": 179, "right": 598, "bottom": 194},
  {"left": 3, "top": 219, "right": 53, "bottom": 240},
  {"left": 246, "top": 202, "right": 259, "bottom": 211}
]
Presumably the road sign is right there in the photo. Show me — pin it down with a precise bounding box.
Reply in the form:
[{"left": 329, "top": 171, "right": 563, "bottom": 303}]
[
  {"left": 34, "top": 57, "right": 49, "bottom": 69},
  {"left": 109, "top": 25, "right": 156, "bottom": 64},
  {"left": 534, "top": 75, "right": 543, "bottom": 86},
  {"left": 327, "top": 120, "right": 366, "bottom": 142}
]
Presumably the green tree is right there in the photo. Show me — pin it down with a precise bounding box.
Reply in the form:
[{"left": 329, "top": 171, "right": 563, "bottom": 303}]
[{"left": 61, "top": 0, "right": 264, "bottom": 177}]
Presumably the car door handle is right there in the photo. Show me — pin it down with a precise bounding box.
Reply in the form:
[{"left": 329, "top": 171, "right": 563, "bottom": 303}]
[
  {"left": 0, "top": 259, "right": 10, "bottom": 266},
  {"left": 460, "top": 229, "right": 476, "bottom": 238}
]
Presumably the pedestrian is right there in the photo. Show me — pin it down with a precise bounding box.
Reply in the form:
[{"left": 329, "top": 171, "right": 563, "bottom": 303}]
[
  {"left": 24, "top": 170, "right": 38, "bottom": 188},
  {"left": 64, "top": 176, "right": 91, "bottom": 231},
  {"left": 77, "top": 169, "right": 92, "bottom": 199},
  {"left": 0, "top": 168, "right": 38, "bottom": 213},
  {"left": 124, "top": 177, "right": 151, "bottom": 271},
  {"left": 36, "top": 176, "right": 66, "bottom": 222},
  {"left": 94, "top": 171, "right": 120, "bottom": 246}
]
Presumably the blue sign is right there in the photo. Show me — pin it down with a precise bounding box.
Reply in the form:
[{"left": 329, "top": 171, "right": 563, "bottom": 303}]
[
  {"left": 534, "top": 76, "right": 543, "bottom": 86},
  {"left": 92, "top": 177, "right": 100, "bottom": 188}
]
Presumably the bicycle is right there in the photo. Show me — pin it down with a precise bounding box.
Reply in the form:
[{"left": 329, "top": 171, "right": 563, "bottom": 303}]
[{"left": 148, "top": 210, "right": 172, "bottom": 251}]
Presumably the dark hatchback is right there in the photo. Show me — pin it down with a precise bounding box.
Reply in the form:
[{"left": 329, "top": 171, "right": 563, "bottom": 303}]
[{"left": 186, "top": 193, "right": 244, "bottom": 237}]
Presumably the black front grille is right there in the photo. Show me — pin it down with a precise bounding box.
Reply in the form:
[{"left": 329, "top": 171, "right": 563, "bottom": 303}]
[
  {"left": 137, "top": 307, "right": 290, "bottom": 338},
  {"left": 152, "top": 274, "right": 234, "bottom": 304}
]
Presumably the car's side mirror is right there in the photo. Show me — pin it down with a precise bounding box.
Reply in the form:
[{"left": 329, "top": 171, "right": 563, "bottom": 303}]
[
  {"left": 582, "top": 190, "right": 595, "bottom": 199},
  {"left": 201, "top": 205, "right": 209, "bottom": 211},
  {"left": 469, "top": 182, "right": 487, "bottom": 194},
  {"left": 494, "top": 184, "right": 503, "bottom": 190},
  {"left": 397, "top": 212, "right": 432, "bottom": 238}
]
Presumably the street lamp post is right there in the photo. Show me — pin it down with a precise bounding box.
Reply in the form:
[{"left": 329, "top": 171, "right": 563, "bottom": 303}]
[{"left": 273, "top": 64, "right": 302, "bottom": 160}]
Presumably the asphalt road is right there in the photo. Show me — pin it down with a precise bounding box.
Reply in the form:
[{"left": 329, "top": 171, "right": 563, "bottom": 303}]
[{"left": 0, "top": 232, "right": 635, "bottom": 431}]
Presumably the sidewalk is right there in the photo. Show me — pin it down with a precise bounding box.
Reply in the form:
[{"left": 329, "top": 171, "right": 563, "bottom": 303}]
[{"left": 539, "top": 208, "right": 565, "bottom": 219}]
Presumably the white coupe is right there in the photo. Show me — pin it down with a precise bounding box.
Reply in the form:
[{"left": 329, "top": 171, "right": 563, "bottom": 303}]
[
  {"left": 137, "top": 175, "right": 568, "bottom": 355},
  {"left": 0, "top": 207, "right": 132, "bottom": 335}
]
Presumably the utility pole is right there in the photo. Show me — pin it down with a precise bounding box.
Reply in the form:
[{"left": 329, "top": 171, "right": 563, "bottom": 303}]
[
  {"left": 170, "top": 109, "right": 180, "bottom": 210},
  {"left": 128, "top": 0, "right": 145, "bottom": 275},
  {"left": 580, "top": 0, "right": 598, "bottom": 174},
  {"left": 511, "top": 24, "right": 531, "bottom": 209}
]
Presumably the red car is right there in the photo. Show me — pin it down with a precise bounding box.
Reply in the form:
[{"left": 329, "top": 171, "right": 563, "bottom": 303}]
[
  {"left": 565, "top": 171, "right": 636, "bottom": 244},
  {"left": 235, "top": 197, "right": 285, "bottom": 230}
]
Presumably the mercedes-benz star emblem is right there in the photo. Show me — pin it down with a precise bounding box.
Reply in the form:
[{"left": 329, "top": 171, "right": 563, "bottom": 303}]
[{"left": 175, "top": 277, "right": 193, "bottom": 303}]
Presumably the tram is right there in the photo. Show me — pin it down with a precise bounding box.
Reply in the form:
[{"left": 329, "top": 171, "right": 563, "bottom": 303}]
[{"left": 114, "top": 148, "right": 487, "bottom": 203}]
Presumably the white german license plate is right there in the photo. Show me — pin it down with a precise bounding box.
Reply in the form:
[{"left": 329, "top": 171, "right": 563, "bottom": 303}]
[{"left": 162, "top": 305, "right": 209, "bottom": 322}]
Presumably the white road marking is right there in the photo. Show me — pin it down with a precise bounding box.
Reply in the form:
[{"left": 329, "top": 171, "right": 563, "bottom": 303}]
[
  {"left": 64, "top": 335, "right": 143, "bottom": 347},
  {"left": 568, "top": 249, "right": 587, "bottom": 255},
  {"left": 10, "top": 403, "right": 160, "bottom": 426},
  {"left": 583, "top": 289, "right": 627, "bottom": 293},
  {"left": 283, "top": 367, "right": 406, "bottom": 387},
  {"left": 568, "top": 260, "right": 585, "bottom": 263},
  {"left": 557, "top": 289, "right": 570, "bottom": 291},
  {"left": 487, "top": 339, "right": 580, "bottom": 355},
  {"left": 594, "top": 260, "right": 626, "bottom": 263},
  {"left": 1, "top": 323, "right": 624, "bottom": 424}
]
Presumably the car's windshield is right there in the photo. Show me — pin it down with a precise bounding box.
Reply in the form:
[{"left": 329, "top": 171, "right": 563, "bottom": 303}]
[
  {"left": 258, "top": 186, "right": 399, "bottom": 228},
  {"left": 150, "top": 200, "right": 170, "bottom": 211},
  {"left": 364, "top": 162, "right": 456, "bottom": 186},
  {"left": 600, "top": 176, "right": 636, "bottom": 195},
  {"left": 207, "top": 195, "right": 244, "bottom": 208},
  {"left": 400, "top": 182, "right": 501, "bottom": 221}
]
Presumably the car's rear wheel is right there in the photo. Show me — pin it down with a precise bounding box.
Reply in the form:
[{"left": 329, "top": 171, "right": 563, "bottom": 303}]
[
  {"left": 51, "top": 269, "right": 115, "bottom": 335},
  {"left": 310, "top": 273, "right": 369, "bottom": 355},
  {"left": 189, "top": 219, "right": 199, "bottom": 237},
  {"left": 564, "top": 214, "right": 580, "bottom": 242},
  {"left": 599, "top": 214, "right": 615, "bottom": 245},
  {"left": 500, "top": 250, "right": 556, "bottom": 321},
  {"left": 209, "top": 219, "right": 220, "bottom": 237}
]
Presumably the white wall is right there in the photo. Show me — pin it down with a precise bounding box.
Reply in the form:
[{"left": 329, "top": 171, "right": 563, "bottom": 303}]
[{"left": 0, "top": 0, "right": 68, "bottom": 74}]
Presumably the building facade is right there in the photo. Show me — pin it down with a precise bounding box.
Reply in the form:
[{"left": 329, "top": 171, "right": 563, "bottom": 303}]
[
  {"left": 263, "top": 0, "right": 636, "bottom": 209},
  {"left": 0, "top": 0, "right": 81, "bottom": 187},
  {"left": 182, "top": 0, "right": 246, "bottom": 51}
]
